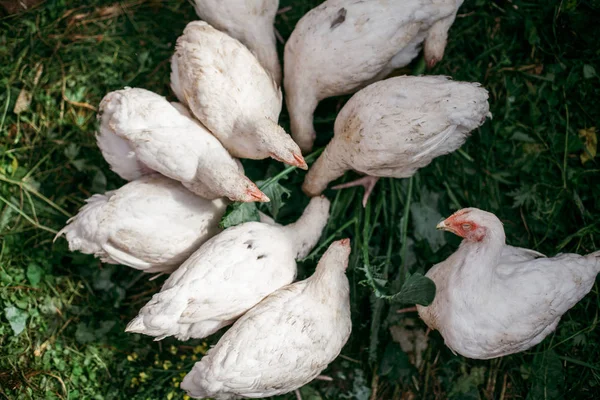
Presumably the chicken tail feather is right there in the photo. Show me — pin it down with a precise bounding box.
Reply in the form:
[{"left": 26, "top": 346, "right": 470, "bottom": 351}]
[
  {"left": 125, "top": 315, "right": 146, "bottom": 334},
  {"left": 181, "top": 360, "right": 218, "bottom": 399}
]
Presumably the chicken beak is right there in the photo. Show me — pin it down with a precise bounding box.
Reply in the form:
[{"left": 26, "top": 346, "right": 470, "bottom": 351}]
[
  {"left": 269, "top": 152, "right": 308, "bottom": 170},
  {"left": 436, "top": 218, "right": 460, "bottom": 237},
  {"left": 293, "top": 153, "right": 308, "bottom": 170},
  {"left": 246, "top": 187, "right": 270, "bottom": 203},
  {"left": 436, "top": 219, "right": 449, "bottom": 231}
]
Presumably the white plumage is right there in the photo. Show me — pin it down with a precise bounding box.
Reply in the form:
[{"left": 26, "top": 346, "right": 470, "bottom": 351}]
[
  {"left": 125, "top": 196, "right": 330, "bottom": 341},
  {"left": 284, "top": 0, "right": 464, "bottom": 152},
  {"left": 303, "top": 75, "right": 491, "bottom": 205},
  {"left": 192, "top": 0, "right": 281, "bottom": 84},
  {"left": 417, "top": 208, "right": 600, "bottom": 359},
  {"left": 55, "top": 175, "right": 226, "bottom": 273},
  {"left": 180, "top": 239, "right": 352, "bottom": 399},
  {"left": 170, "top": 21, "right": 306, "bottom": 169},
  {"left": 97, "top": 87, "right": 268, "bottom": 202}
]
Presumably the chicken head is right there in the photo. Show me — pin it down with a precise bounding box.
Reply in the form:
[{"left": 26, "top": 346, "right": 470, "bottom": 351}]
[{"left": 436, "top": 208, "right": 501, "bottom": 242}]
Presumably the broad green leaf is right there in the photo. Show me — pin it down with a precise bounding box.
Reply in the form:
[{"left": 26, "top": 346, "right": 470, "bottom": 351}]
[
  {"left": 511, "top": 131, "right": 537, "bottom": 143},
  {"left": 525, "top": 18, "right": 540, "bottom": 45},
  {"left": 257, "top": 179, "right": 291, "bottom": 219},
  {"left": 93, "top": 268, "right": 115, "bottom": 291},
  {"left": 98, "top": 320, "right": 116, "bottom": 336},
  {"left": 363, "top": 263, "right": 435, "bottom": 306},
  {"left": 4, "top": 305, "right": 28, "bottom": 335},
  {"left": 583, "top": 64, "right": 596, "bottom": 79},
  {"left": 411, "top": 189, "right": 446, "bottom": 252},
  {"left": 24, "top": 177, "right": 41, "bottom": 191},
  {"left": 65, "top": 86, "right": 87, "bottom": 103},
  {"left": 75, "top": 323, "right": 96, "bottom": 344},
  {"left": 26, "top": 262, "right": 44, "bottom": 287},
  {"left": 449, "top": 366, "right": 487, "bottom": 399},
  {"left": 219, "top": 202, "right": 259, "bottom": 229},
  {"left": 75, "top": 321, "right": 116, "bottom": 344},
  {"left": 298, "top": 385, "right": 324, "bottom": 400},
  {"left": 389, "top": 273, "right": 436, "bottom": 306},
  {"left": 411, "top": 57, "right": 426, "bottom": 76},
  {"left": 509, "top": 184, "right": 539, "bottom": 209},
  {"left": 339, "top": 369, "right": 371, "bottom": 400},
  {"left": 64, "top": 143, "right": 79, "bottom": 160},
  {"left": 527, "top": 350, "right": 564, "bottom": 400},
  {"left": 91, "top": 169, "right": 107, "bottom": 193},
  {"left": 360, "top": 263, "right": 388, "bottom": 294},
  {"left": 0, "top": 205, "right": 15, "bottom": 232},
  {"left": 379, "top": 343, "right": 416, "bottom": 383},
  {"left": 0, "top": 270, "right": 13, "bottom": 284},
  {"left": 71, "top": 159, "right": 87, "bottom": 172},
  {"left": 40, "top": 296, "right": 59, "bottom": 315}
]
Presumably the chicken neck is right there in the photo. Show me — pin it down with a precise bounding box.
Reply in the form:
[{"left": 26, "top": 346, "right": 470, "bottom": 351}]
[
  {"left": 451, "top": 228, "right": 506, "bottom": 287},
  {"left": 285, "top": 89, "right": 319, "bottom": 153},
  {"left": 302, "top": 145, "right": 347, "bottom": 197},
  {"left": 281, "top": 199, "right": 330, "bottom": 260}
]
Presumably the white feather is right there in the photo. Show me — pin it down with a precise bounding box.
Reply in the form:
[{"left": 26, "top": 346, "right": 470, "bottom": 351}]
[
  {"left": 97, "top": 87, "right": 265, "bottom": 202},
  {"left": 126, "top": 197, "right": 331, "bottom": 340},
  {"left": 55, "top": 175, "right": 226, "bottom": 273},
  {"left": 192, "top": 0, "right": 281, "bottom": 84},
  {"left": 170, "top": 21, "right": 304, "bottom": 168},
  {"left": 417, "top": 208, "right": 600, "bottom": 359},
  {"left": 284, "top": 0, "right": 465, "bottom": 152},
  {"left": 303, "top": 76, "right": 491, "bottom": 196},
  {"left": 180, "top": 239, "right": 352, "bottom": 399}
]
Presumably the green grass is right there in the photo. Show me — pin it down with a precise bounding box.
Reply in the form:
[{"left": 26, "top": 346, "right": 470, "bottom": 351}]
[{"left": 1, "top": 0, "right": 600, "bottom": 399}]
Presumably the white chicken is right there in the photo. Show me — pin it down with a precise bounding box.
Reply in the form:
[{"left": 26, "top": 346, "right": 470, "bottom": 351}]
[
  {"left": 417, "top": 207, "right": 600, "bottom": 359},
  {"left": 97, "top": 87, "right": 268, "bottom": 202},
  {"left": 192, "top": 0, "right": 281, "bottom": 84},
  {"left": 55, "top": 175, "right": 226, "bottom": 273},
  {"left": 302, "top": 76, "right": 490, "bottom": 206},
  {"left": 180, "top": 238, "right": 352, "bottom": 399},
  {"left": 284, "top": 0, "right": 464, "bottom": 152},
  {"left": 125, "top": 196, "right": 331, "bottom": 340},
  {"left": 170, "top": 21, "right": 306, "bottom": 169}
]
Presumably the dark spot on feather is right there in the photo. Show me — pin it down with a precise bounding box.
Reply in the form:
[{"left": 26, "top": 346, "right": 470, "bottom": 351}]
[
  {"left": 244, "top": 239, "right": 254, "bottom": 249},
  {"left": 257, "top": 254, "right": 266, "bottom": 260},
  {"left": 330, "top": 8, "right": 346, "bottom": 29}
]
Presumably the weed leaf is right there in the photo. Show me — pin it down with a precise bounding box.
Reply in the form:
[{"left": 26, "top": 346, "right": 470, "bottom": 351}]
[
  {"left": 363, "top": 263, "right": 436, "bottom": 306},
  {"left": 583, "top": 64, "right": 596, "bottom": 79},
  {"left": 91, "top": 169, "right": 107, "bottom": 193},
  {"left": 411, "top": 189, "right": 446, "bottom": 252},
  {"left": 527, "top": 349, "right": 564, "bottom": 400},
  {"left": 379, "top": 342, "right": 416, "bottom": 383},
  {"left": 449, "top": 366, "right": 486, "bottom": 399},
  {"left": 219, "top": 202, "right": 259, "bottom": 229},
  {"left": 390, "top": 273, "right": 436, "bottom": 306},
  {"left": 257, "top": 179, "right": 291, "bottom": 219},
  {"left": 26, "top": 262, "right": 44, "bottom": 287},
  {"left": 4, "top": 306, "right": 28, "bottom": 335},
  {"left": 219, "top": 172, "right": 292, "bottom": 228}
]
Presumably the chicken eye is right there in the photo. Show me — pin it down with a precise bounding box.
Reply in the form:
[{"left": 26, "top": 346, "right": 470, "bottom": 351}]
[{"left": 462, "top": 223, "right": 472, "bottom": 231}]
